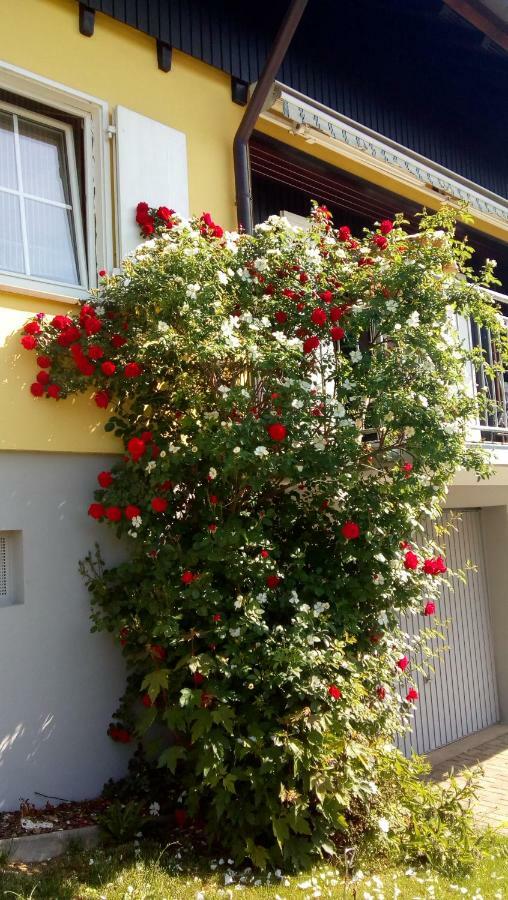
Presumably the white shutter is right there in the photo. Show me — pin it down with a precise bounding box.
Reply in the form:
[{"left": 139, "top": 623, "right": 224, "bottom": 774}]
[{"left": 115, "top": 106, "right": 189, "bottom": 261}]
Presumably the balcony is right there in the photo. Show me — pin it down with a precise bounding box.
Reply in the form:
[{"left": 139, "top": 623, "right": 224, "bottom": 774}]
[{"left": 466, "top": 291, "right": 508, "bottom": 444}]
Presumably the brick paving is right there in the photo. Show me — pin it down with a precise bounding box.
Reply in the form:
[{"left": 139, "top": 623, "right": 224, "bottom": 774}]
[{"left": 429, "top": 726, "right": 508, "bottom": 833}]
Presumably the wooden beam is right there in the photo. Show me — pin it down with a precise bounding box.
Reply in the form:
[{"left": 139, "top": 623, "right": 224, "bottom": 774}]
[{"left": 442, "top": 0, "right": 508, "bottom": 50}]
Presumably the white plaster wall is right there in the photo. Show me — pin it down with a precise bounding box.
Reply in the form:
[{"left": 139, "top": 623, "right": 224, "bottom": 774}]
[{"left": 0, "top": 452, "right": 128, "bottom": 810}]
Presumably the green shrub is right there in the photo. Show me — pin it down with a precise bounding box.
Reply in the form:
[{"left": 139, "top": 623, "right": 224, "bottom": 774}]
[{"left": 21, "top": 203, "right": 505, "bottom": 869}]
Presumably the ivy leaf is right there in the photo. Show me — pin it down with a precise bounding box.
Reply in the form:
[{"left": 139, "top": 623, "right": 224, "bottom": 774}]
[
  {"left": 136, "top": 706, "right": 157, "bottom": 735},
  {"left": 272, "top": 816, "right": 290, "bottom": 849}
]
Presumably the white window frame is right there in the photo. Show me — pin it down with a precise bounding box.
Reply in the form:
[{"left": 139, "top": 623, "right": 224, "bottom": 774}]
[
  {"left": 0, "top": 60, "right": 113, "bottom": 302},
  {"left": 0, "top": 99, "right": 88, "bottom": 290}
]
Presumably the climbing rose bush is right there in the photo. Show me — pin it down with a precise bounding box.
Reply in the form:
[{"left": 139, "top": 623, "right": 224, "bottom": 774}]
[{"left": 21, "top": 202, "right": 504, "bottom": 868}]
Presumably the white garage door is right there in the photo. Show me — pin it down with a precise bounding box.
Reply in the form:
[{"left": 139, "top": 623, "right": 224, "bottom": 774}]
[{"left": 397, "top": 509, "right": 499, "bottom": 756}]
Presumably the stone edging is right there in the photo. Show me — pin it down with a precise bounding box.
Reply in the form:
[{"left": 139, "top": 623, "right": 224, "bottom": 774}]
[{"left": 0, "top": 824, "right": 99, "bottom": 862}]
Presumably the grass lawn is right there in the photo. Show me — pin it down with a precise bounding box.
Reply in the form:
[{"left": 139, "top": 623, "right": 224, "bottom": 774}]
[{"left": 1, "top": 834, "right": 507, "bottom": 900}]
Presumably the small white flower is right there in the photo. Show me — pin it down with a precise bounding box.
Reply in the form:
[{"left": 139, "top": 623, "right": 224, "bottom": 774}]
[
  {"left": 127, "top": 530, "right": 138, "bottom": 539},
  {"left": 407, "top": 311, "right": 420, "bottom": 327},
  {"left": 145, "top": 461, "right": 156, "bottom": 473},
  {"left": 230, "top": 628, "right": 241, "bottom": 638},
  {"left": 377, "top": 816, "right": 390, "bottom": 833},
  {"left": 209, "top": 467, "right": 217, "bottom": 479},
  {"left": 157, "top": 321, "right": 170, "bottom": 333},
  {"left": 168, "top": 442, "right": 180, "bottom": 453},
  {"left": 385, "top": 299, "right": 397, "bottom": 312},
  {"left": 233, "top": 446, "right": 241, "bottom": 454},
  {"left": 149, "top": 801, "right": 160, "bottom": 816},
  {"left": 291, "top": 399, "right": 304, "bottom": 409},
  {"left": 217, "top": 271, "right": 229, "bottom": 285},
  {"left": 254, "top": 445, "right": 269, "bottom": 457},
  {"left": 350, "top": 349, "right": 363, "bottom": 363},
  {"left": 132, "top": 516, "right": 142, "bottom": 529},
  {"left": 218, "top": 385, "right": 230, "bottom": 395},
  {"left": 186, "top": 283, "right": 201, "bottom": 299}
]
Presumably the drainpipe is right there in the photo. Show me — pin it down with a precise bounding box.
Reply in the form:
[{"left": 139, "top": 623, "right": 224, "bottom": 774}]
[{"left": 233, "top": 0, "right": 309, "bottom": 234}]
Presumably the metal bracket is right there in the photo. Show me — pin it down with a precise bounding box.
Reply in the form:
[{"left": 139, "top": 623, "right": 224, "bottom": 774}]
[
  {"left": 231, "top": 77, "right": 249, "bottom": 106},
  {"left": 157, "top": 40, "right": 172, "bottom": 72},
  {"left": 79, "top": 3, "right": 95, "bottom": 37}
]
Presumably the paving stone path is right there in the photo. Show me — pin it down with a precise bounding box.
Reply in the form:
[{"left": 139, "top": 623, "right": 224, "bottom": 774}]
[{"left": 430, "top": 726, "right": 508, "bottom": 833}]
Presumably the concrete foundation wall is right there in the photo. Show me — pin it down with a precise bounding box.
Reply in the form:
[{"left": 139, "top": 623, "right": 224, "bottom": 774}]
[{"left": 0, "top": 452, "right": 128, "bottom": 810}]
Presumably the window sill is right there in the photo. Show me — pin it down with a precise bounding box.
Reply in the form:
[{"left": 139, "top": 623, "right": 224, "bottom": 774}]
[{"left": 0, "top": 280, "right": 88, "bottom": 306}]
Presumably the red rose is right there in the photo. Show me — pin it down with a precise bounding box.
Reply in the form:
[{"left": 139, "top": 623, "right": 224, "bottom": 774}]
[
  {"left": 141, "top": 694, "right": 153, "bottom": 707},
  {"left": 150, "top": 644, "right": 166, "bottom": 660},
  {"left": 330, "top": 306, "right": 345, "bottom": 322},
  {"left": 88, "top": 503, "right": 105, "bottom": 520},
  {"left": 21, "top": 335, "right": 37, "bottom": 350},
  {"left": 380, "top": 219, "right": 393, "bottom": 235},
  {"left": 373, "top": 235, "right": 388, "bottom": 250},
  {"left": 94, "top": 390, "right": 110, "bottom": 409},
  {"left": 181, "top": 571, "right": 195, "bottom": 585},
  {"left": 108, "top": 725, "right": 132, "bottom": 743},
  {"left": 125, "top": 504, "right": 141, "bottom": 520},
  {"left": 266, "top": 574, "right": 280, "bottom": 589},
  {"left": 303, "top": 335, "right": 320, "bottom": 354},
  {"left": 37, "top": 371, "right": 50, "bottom": 385},
  {"left": 136, "top": 202, "right": 150, "bottom": 224},
  {"left": 328, "top": 684, "right": 342, "bottom": 700},
  {"left": 330, "top": 326, "right": 345, "bottom": 341},
  {"left": 37, "top": 355, "right": 51, "bottom": 368},
  {"left": 175, "top": 809, "right": 187, "bottom": 829},
  {"left": 423, "top": 556, "right": 447, "bottom": 575},
  {"left": 377, "top": 686, "right": 386, "bottom": 700},
  {"left": 101, "top": 361, "right": 116, "bottom": 376},
  {"left": 83, "top": 316, "right": 102, "bottom": 337},
  {"left": 57, "top": 326, "right": 81, "bottom": 346},
  {"left": 299, "top": 272, "right": 309, "bottom": 284},
  {"left": 358, "top": 257, "right": 374, "bottom": 267},
  {"left": 111, "top": 334, "right": 127, "bottom": 348},
  {"left": 141, "top": 431, "right": 153, "bottom": 442},
  {"left": 397, "top": 655, "right": 409, "bottom": 671},
  {"left": 193, "top": 672, "right": 205, "bottom": 686},
  {"left": 404, "top": 550, "right": 419, "bottom": 570},
  {"left": 213, "top": 224, "right": 224, "bottom": 238},
  {"left": 51, "top": 315, "right": 72, "bottom": 330},
  {"left": 127, "top": 437, "right": 146, "bottom": 461},
  {"left": 30, "top": 382, "right": 44, "bottom": 397},
  {"left": 338, "top": 226, "right": 351, "bottom": 242},
  {"left": 208, "top": 523, "right": 217, "bottom": 533},
  {"left": 311, "top": 307, "right": 327, "bottom": 327},
  {"left": 319, "top": 290, "right": 333, "bottom": 304},
  {"left": 88, "top": 345, "right": 104, "bottom": 360},
  {"left": 142, "top": 219, "right": 155, "bottom": 235},
  {"left": 260, "top": 549, "right": 269, "bottom": 559},
  {"left": 406, "top": 687, "right": 419, "bottom": 702},
  {"left": 98, "top": 269, "right": 107, "bottom": 277},
  {"left": 212, "top": 613, "right": 221, "bottom": 622},
  {"left": 24, "top": 321, "right": 41, "bottom": 335},
  {"left": 402, "top": 462, "right": 413, "bottom": 474},
  {"left": 274, "top": 311, "right": 288, "bottom": 324},
  {"left": 124, "top": 362, "right": 142, "bottom": 378},
  {"left": 209, "top": 495, "right": 218, "bottom": 505},
  {"left": 157, "top": 206, "right": 174, "bottom": 222},
  {"left": 341, "top": 521, "right": 360, "bottom": 540},
  {"left": 98, "top": 471, "right": 113, "bottom": 488},
  {"left": 151, "top": 497, "right": 168, "bottom": 513},
  {"left": 202, "top": 212, "right": 213, "bottom": 227},
  {"left": 119, "top": 626, "right": 129, "bottom": 646},
  {"left": 424, "top": 601, "right": 436, "bottom": 616},
  {"left": 47, "top": 383, "right": 60, "bottom": 399},
  {"left": 105, "top": 506, "right": 122, "bottom": 522},
  {"left": 267, "top": 423, "right": 287, "bottom": 442}
]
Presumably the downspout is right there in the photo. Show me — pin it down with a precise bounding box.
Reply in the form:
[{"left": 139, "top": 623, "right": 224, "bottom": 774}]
[{"left": 233, "top": 0, "right": 309, "bottom": 234}]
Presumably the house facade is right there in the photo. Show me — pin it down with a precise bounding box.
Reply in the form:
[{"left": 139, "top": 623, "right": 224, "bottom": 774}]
[{"left": 1, "top": 0, "right": 508, "bottom": 809}]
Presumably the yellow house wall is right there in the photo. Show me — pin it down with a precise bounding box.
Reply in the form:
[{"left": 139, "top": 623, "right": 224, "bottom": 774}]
[{"left": 1, "top": 0, "right": 507, "bottom": 452}]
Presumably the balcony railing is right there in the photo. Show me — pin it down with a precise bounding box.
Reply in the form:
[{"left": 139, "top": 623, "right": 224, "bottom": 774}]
[{"left": 467, "top": 290, "right": 508, "bottom": 444}]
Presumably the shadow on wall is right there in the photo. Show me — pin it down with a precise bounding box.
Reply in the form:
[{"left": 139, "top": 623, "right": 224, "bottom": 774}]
[{"left": 0, "top": 298, "right": 120, "bottom": 452}]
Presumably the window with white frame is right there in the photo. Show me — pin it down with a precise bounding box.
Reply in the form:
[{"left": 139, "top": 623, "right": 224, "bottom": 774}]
[
  {"left": 0, "top": 62, "right": 113, "bottom": 298},
  {"left": 0, "top": 101, "right": 86, "bottom": 288}
]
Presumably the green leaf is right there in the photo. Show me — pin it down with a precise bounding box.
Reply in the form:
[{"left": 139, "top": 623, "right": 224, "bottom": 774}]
[
  {"left": 245, "top": 839, "right": 270, "bottom": 870},
  {"left": 142, "top": 668, "right": 169, "bottom": 701},
  {"left": 158, "top": 745, "right": 185, "bottom": 773},
  {"left": 136, "top": 706, "right": 157, "bottom": 735},
  {"left": 271, "top": 816, "right": 290, "bottom": 849},
  {"left": 222, "top": 773, "right": 237, "bottom": 794}
]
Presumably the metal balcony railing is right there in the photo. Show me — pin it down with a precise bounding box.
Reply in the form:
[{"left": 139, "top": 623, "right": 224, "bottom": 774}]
[{"left": 469, "top": 291, "right": 508, "bottom": 443}]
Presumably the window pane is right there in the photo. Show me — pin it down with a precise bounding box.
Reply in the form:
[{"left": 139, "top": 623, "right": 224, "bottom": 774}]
[
  {"left": 0, "top": 191, "right": 25, "bottom": 274},
  {"left": 0, "top": 113, "right": 18, "bottom": 190},
  {"left": 18, "top": 118, "right": 70, "bottom": 204},
  {"left": 25, "top": 198, "right": 79, "bottom": 284}
]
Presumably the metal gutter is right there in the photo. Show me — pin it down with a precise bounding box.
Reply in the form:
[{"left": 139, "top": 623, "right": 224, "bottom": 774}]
[{"left": 233, "top": 0, "right": 309, "bottom": 233}]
